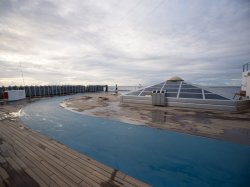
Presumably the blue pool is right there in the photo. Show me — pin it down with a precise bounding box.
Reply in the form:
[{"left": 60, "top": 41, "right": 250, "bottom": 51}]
[{"left": 20, "top": 96, "right": 250, "bottom": 187}]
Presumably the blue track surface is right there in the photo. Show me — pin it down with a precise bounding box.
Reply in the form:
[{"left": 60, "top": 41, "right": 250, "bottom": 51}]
[{"left": 20, "top": 96, "right": 250, "bottom": 187}]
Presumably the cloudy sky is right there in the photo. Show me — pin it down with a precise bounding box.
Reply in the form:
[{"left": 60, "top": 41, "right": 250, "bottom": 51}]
[{"left": 0, "top": 0, "right": 250, "bottom": 86}]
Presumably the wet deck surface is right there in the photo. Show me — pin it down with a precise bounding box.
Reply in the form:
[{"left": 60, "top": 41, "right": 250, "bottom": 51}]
[
  {"left": 63, "top": 94, "right": 250, "bottom": 146},
  {"left": 0, "top": 111, "right": 150, "bottom": 187}
]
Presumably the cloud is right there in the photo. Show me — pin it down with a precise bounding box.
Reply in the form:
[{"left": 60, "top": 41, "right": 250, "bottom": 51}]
[{"left": 0, "top": 0, "right": 250, "bottom": 86}]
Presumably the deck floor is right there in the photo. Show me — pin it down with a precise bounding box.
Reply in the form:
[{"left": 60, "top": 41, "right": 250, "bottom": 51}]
[{"left": 0, "top": 110, "right": 150, "bottom": 187}]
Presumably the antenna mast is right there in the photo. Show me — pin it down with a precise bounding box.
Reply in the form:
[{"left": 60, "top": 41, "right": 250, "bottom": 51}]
[{"left": 19, "top": 62, "right": 25, "bottom": 86}]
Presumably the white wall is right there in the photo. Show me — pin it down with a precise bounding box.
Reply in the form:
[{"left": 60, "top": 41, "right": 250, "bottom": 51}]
[
  {"left": 7, "top": 90, "right": 26, "bottom": 101},
  {"left": 242, "top": 70, "right": 250, "bottom": 97},
  {"left": 120, "top": 95, "right": 152, "bottom": 105}
]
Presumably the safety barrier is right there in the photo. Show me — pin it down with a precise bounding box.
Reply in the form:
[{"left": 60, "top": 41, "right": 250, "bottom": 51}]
[{"left": 0, "top": 85, "right": 108, "bottom": 99}]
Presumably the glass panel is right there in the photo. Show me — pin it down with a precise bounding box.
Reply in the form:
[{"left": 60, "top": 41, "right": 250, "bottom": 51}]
[
  {"left": 127, "top": 92, "right": 141, "bottom": 96},
  {"left": 152, "top": 84, "right": 164, "bottom": 87},
  {"left": 180, "top": 89, "right": 202, "bottom": 93},
  {"left": 166, "top": 81, "right": 181, "bottom": 84},
  {"left": 144, "top": 87, "right": 162, "bottom": 91},
  {"left": 179, "top": 93, "right": 203, "bottom": 99},
  {"left": 181, "top": 84, "right": 198, "bottom": 89},
  {"left": 164, "top": 84, "right": 180, "bottom": 89},
  {"left": 204, "top": 90, "right": 211, "bottom": 93},
  {"left": 165, "top": 92, "right": 178, "bottom": 98},
  {"left": 165, "top": 88, "right": 179, "bottom": 92},
  {"left": 140, "top": 92, "right": 153, "bottom": 96},
  {"left": 151, "top": 86, "right": 163, "bottom": 89},
  {"left": 205, "top": 94, "right": 229, "bottom": 100}
]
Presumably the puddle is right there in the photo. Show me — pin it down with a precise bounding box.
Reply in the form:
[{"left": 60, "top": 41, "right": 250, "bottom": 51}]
[{"left": 224, "top": 128, "right": 250, "bottom": 144}]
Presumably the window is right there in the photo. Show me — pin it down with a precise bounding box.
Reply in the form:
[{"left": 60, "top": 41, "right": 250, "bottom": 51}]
[
  {"left": 181, "top": 84, "right": 197, "bottom": 89},
  {"left": 164, "top": 84, "right": 180, "bottom": 89},
  {"left": 166, "top": 81, "right": 181, "bottom": 84},
  {"left": 180, "top": 89, "right": 202, "bottom": 93},
  {"left": 127, "top": 92, "right": 141, "bottom": 96},
  {"left": 140, "top": 92, "right": 152, "bottom": 96},
  {"left": 205, "top": 94, "right": 229, "bottom": 100},
  {"left": 179, "top": 93, "right": 203, "bottom": 99},
  {"left": 165, "top": 88, "right": 179, "bottom": 92},
  {"left": 204, "top": 90, "right": 211, "bottom": 93},
  {"left": 144, "top": 87, "right": 162, "bottom": 91},
  {"left": 166, "top": 93, "right": 178, "bottom": 97}
]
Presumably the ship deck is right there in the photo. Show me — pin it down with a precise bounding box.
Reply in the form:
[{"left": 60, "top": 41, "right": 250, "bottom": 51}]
[{"left": 0, "top": 109, "right": 150, "bottom": 187}]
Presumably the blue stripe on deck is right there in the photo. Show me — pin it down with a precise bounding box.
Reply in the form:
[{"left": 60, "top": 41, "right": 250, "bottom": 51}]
[{"left": 21, "top": 96, "right": 250, "bottom": 187}]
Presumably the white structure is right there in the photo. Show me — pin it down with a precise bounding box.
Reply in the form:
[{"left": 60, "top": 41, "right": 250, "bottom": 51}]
[
  {"left": 241, "top": 62, "right": 250, "bottom": 98},
  {"left": 4, "top": 90, "right": 26, "bottom": 101},
  {"left": 121, "top": 75, "right": 250, "bottom": 111}
]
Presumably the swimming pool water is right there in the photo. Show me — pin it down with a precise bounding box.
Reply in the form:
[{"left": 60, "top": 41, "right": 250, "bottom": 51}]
[{"left": 20, "top": 96, "right": 250, "bottom": 187}]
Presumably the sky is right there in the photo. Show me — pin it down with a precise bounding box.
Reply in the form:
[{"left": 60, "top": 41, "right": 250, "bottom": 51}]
[{"left": 0, "top": 0, "right": 250, "bottom": 86}]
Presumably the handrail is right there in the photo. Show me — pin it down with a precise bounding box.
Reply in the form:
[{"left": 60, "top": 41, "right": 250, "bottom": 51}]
[{"left": 243, "top": 62, "right": 250, "bottom": 72}]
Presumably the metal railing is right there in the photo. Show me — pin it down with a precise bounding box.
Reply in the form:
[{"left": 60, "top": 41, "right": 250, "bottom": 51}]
[
  {"left": 243, "top": 62, "right": 250, "bottom": 72},
  {"left": 0, "top": 85, "right": 107, "bottom": 99}
]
